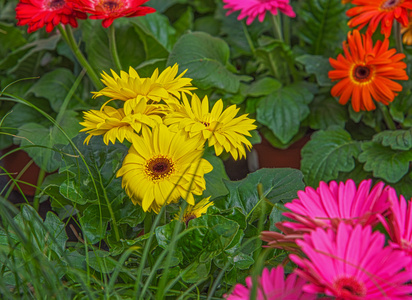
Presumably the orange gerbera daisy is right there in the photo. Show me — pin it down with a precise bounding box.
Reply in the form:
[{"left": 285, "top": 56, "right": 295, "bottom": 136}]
[
  {"left": 347, "top": 0, "right": 412, "bottom": 37},
  {"left": 328, "top": 30, "right": 408, "bottom": 112}
]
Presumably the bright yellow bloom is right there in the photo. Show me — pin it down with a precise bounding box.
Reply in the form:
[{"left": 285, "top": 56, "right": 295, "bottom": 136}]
[
  {"left": 164, "top": 94, "right": 257, "bottom": 160},
  {"left": 92, "top": 64, "right": 195, "bottom": 105},
  {"left": 174, "top": 197, "right": 213, "bottom": 224},
  {"left": 116, "top": 125, "right": 213, "bottom": 213},
  {"left": 79, "top": 98, "right": 164, "bottom": 145}
]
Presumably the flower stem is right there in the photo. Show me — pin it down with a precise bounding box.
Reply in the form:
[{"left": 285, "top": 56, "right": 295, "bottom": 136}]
[
  {"left": 109, "top": 25, "right": 123, "bottom": 72},
  {"left": 270, "top": 14, "right": 283, "bottom": 42},
  {"left": 242, "top": 21, "right": 255, "bottom": 54},
  {"left": 58, "top": 25, "right": 103, "bottom": 90},
  {"left": 378, "top": 103, "right": 396, "bottom": 130},
  {"left": 395, "top": 21, "right": 403, "bottom": 54}
]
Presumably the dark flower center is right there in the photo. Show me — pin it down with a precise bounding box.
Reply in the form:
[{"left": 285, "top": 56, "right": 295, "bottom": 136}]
[
  {"left": 353, "top": 65, "right": 372, "bottom": 82},
  {"left": 201, "top": 121, "right": 210, "bottom": 127},
  {"left": 381, "top": 0, "right": 402, "bottom": 10},
  {"left": 102, "top": 0, "right": 121, "bottom": 11},
  {"left": 145, "top": 156, "right": 174, "bottom": 181},
  {"left": 334, "top": 276, "right": 367, "bottom": 298},
  {"left": 47, "top": 0, "right": 65, "bottom": 9},
  {"left": 184, "top": 214, "right": 197, "bottom": 225}
]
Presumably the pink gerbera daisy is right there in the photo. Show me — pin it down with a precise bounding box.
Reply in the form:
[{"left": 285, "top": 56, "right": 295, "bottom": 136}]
[
  {"left": 223, "top": 0, "right": 296, "bottom": 25},
  {"left": 283, "top": 179, "right": 391, "bottom": 231},
  {"left": 16, "top": 0, "right": 87, "bottom": 33},
  {"left": 77, "top": 0, "right": 155, "bottom": 28},
  {"left": 380, "top": 188, "right": 412, "bottom": 255},
  {"left": 225, "top": 266, "right": 316, "bottom": 300},
  {"left": 290, "top": 223, "right": 412, "bottom": 299}
]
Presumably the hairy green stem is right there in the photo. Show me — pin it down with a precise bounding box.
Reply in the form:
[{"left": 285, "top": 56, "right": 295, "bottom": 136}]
[
  {"left": 270, "top": 14, "right": 283, "bottom": 42},
  {"left": 378, "top": 103, "right": 396, "bottom": 130},
  {"left": 109, "top": 25, "right": 123, "bottom": 71},
  {"left": 242, "top": 22, "right": 255, "bottom": 54},
  {"left": 58, "top": 25, "right": 103, "bottom": 90},
  {"left": 395, "top": 22, "right": 403, "bottom": 54}
]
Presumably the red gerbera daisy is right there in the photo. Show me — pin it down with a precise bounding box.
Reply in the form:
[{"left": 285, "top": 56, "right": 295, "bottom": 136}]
[
  {"left": 329, "top": 30, "right": 408, "bottom": 112},
  {"left": 77, "top": 0, "right": 155, "bottom": 28},
  {"left": 16, "top": 0, "right": 87, "bottom": 33},
  {"left": 347, "top": 0, "right": 412, "bottom": 37}
]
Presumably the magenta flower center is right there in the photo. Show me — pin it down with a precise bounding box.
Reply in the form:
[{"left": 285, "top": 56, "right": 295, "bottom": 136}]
[
  {"left": 333, "top": 276, "right": 367, "bottom": 298},
  {"left": 46, "top": 0, "right": 66, "bottom": 10},
  {"left": 380, "top": 0, "right": 403, "bottom": 10},
  {"left": 145, "top": 155, "right": 175, "bottom": 181}
]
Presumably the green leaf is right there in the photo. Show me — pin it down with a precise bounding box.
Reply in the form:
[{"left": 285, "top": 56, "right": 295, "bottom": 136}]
[
  {"left": 29, "top": 69, "right": 78, "bottom": 112},
  {"left": 296, "top": 55, "right": 333, "bottom": 86},
  {"left": 167, "top": 31, "right": 242, "bottom": 93},
  {"left": 88, "top": 250, "right": 117, "bottom": 274},
  {"left": 308, "top": 94, "right": 348, "bottom": 130},
  {"left": 173, "top": 6, "right": 193, "bottom": 37},
  {"left": 373, "top": 129, "right": 412, "bottom": 150},
  {"left": 301, "top": 128, "right": 361, "bottom": 186},
  {"left": 358, "top": 142, "right": 412, "bottom": 183},
  {"left": 297, "top": 0, "right": 346, "bottom": 55},
  {"left": 215, "top": 168, "right": 304, "bottom": 215},
  {"left": 256, "top": 82, "right": 314, "bottom": 144},
  {"left": 0, "top": 22, "right": 26, "bottom": 55},
  {"left": 0, "top": 35, "right": 60, "bottom": 73},
  {"left": 114, "top": 200, "right": 146, "bottom": 227},
  {"left": 15, "top": 110, "right": 82, "bottom": 172},
  {"left": 182, "top": 261, "right": 211, "bottom": 283},
  {"left": 132, "top": 13, "right": 176, "bottom": 58},
  {"left": 15, "top": 205, "right": 68, "bottom": 257},
  {"left": 202, "top": 152, "right": 229, "bottom": 199},
  {"left": 2, "top": 103, "right": 46, "bottom": 133},
  {"left": 156, "top": 215, "right": 240, "bottom": 268},
  {"left": 245, "top": 77, "right": 282, "bottom": 97},
  {"left": 59, "top": 134, "right": 127, "bottom": 206},
  {"left": 147, "top": 0, "right": 188, "bottom": 13},
  {"left": 79, "top": 204, "right": 111, "bottom": 244}
]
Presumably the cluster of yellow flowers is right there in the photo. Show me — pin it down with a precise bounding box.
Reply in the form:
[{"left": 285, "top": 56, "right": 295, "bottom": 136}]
[{"left": 80, "top": 64, "right": 256, "bottom": 215}]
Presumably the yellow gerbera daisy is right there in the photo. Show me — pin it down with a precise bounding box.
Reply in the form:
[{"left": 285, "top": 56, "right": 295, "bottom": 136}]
[
  {"left": 79, "top": 99, "right": 164, "bottom": 145},
  {"left": 164, "top": 94, "right": 257, "bottom": 160},
  {"left": 92, "top": 64, "right": 195, "bottom": 104},
  {"left": 116, "top": 125, "right": 213, "bottom": 213},
  {"left": 174, "top": 197, "right": 213, "bottom": 225}
]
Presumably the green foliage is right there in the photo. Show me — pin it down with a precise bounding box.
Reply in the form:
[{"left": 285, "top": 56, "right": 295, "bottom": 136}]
[
  {"left": 215, "top": 168, "right": 305, "bottom": 215},
  {"left": 358, "top": 142, "right": 412, "bottom": 183},
  {"left": 16, "top": 110, "right": 81, "bottom": 172},
  {"left": 308, "top": 94, "right": 348, "bottom": 130},
  {"left": 256, "top": 82, "right": 314, "bottom": 144},
  {"left": 301, "top": 128, "right": 362, "bottom": 186},
  {"left": 373, "top": 129, "right": 412, "bottom": 150},
  {"left": 297, "top": 0, "right": 347, "bottom": 55},
  {"left": 167, "top": 31, "right": 243, "bottom": 93}
]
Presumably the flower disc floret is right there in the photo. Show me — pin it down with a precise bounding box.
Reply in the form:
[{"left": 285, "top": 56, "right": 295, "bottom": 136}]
[
  {"left": 164, "top": 94, "right": 257, "bottom": 160},
  {"left": 116, "top": 125, "right": 213, "bottom": 213}
]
